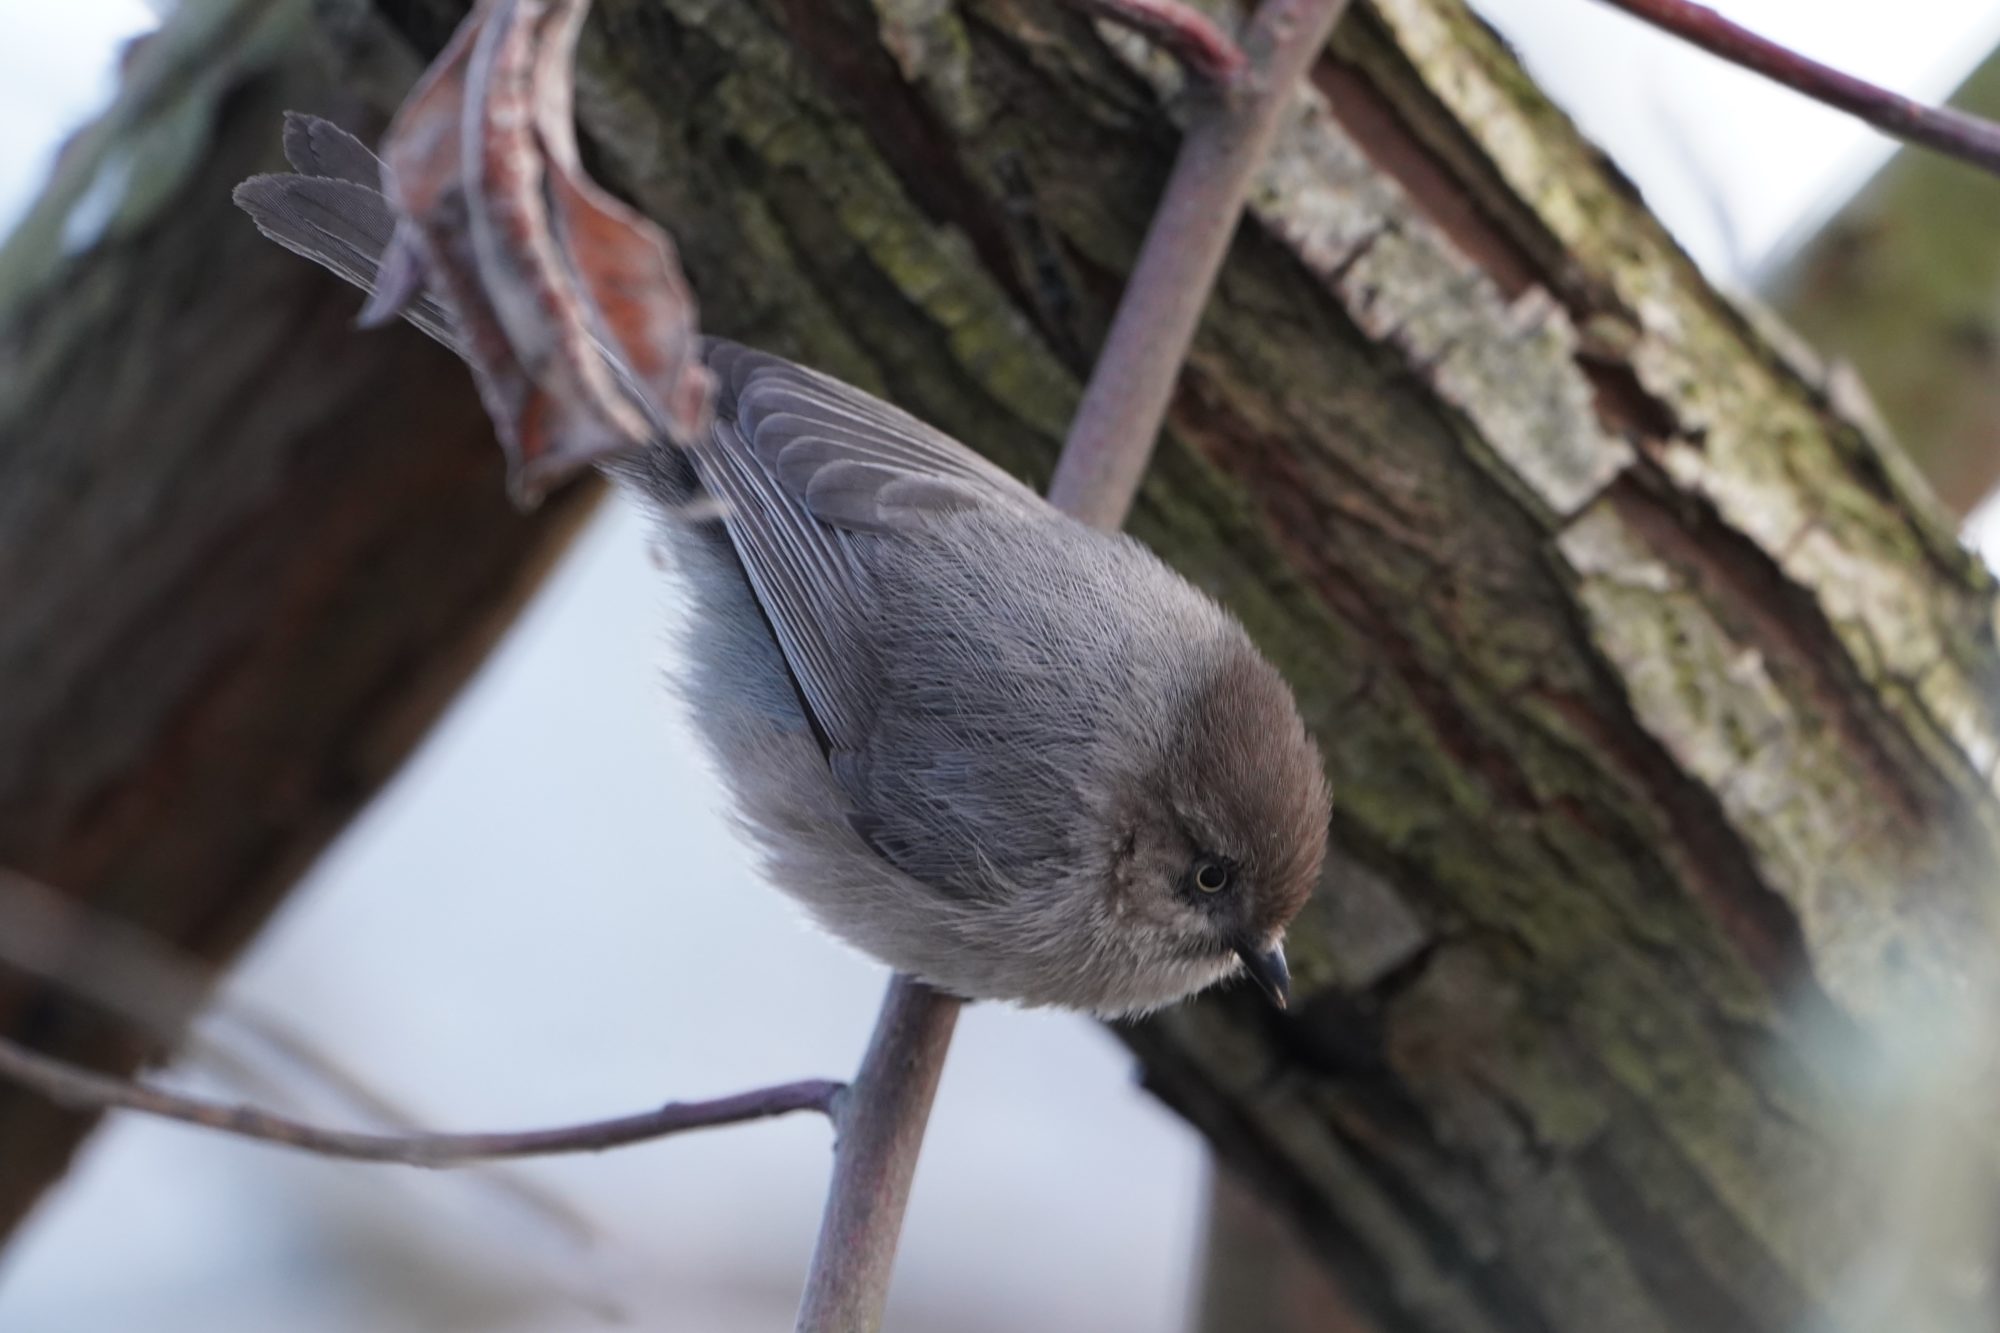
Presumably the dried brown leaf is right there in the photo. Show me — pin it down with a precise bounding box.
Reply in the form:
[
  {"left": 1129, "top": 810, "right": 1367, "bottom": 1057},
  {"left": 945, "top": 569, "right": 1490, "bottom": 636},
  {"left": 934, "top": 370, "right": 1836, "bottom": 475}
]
[{"left": 364, "top": 0, "right": 709, "bottom": 505}]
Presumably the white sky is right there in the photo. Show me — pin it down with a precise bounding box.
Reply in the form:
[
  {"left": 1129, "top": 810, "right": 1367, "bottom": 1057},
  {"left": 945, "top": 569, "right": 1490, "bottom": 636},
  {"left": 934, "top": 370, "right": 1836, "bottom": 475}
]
[
  {"left": 0, "top": 3, "right": 156, "bottom": 238},
  {"left": 1, "top": 2, "right": 1998, "bottom": 1330},
  {"left": 1478, "top": 0, "right": 2000, "bottom": 277}
]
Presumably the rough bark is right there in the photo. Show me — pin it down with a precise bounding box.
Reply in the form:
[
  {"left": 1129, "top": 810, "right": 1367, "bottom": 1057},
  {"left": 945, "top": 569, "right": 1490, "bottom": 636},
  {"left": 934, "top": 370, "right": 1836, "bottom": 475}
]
[
  {"left": 1762, "top": 43, "right": 2000, "bottom": 517},
  {"left": 7, "top": 3, "right": 2000, "bottom": 1331},
  {"left": 1202, "top": 34, "right": 2000, "bottom": 1331},
  {"left": 0, "top": 0, "right": 598, "bottom": 1235}
]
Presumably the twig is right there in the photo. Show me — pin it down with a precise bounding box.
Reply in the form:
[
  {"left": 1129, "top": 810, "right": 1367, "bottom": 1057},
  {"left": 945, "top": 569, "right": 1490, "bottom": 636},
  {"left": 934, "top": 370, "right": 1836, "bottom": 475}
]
[
  {"left": 1595, "top": 0, "right": 2000, "bottom": 177},
  {"left": 1066, "top": 0, "right": 1249, "bottom": 84},
  {"left": 181, "top": 1022, "right": 606, "bottom": 1249},
  {"left": 795, "top": 976, "right": 960, "bottom": 1330},
  {"left": 1048, "top": 0, "right": 1356, "bottom": 528},
  {"left": 0, "top": 867, "right": 599, "bottom": 1243},
  {"left": 0, "top": 1033, "right": 840, "bottom": 1167},
  {"left": 0, "top": 864, "right": 841, "bottom": 1167},
  {"left": 794, "top": 3, "right": 1350, "bottom": 1328}
]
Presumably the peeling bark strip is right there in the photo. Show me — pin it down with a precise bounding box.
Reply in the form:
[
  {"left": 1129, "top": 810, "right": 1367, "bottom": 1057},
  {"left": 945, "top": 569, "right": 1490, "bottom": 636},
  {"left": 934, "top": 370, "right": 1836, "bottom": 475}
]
[{"left": 5, "top": 0, "right": 1999, "bottom": 1328}]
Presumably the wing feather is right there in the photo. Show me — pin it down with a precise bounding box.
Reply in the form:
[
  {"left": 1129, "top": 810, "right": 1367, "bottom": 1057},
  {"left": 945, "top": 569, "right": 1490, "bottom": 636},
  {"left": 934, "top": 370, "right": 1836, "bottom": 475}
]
[
  {"left": 696, "top": 422, "right": 874, "bottom": 746},
  {"left": 694, "top": 343, "right": 1042, "bottom": 753},
  {"left": 234, "top": 174, "right": 464, "bottom": 354}
]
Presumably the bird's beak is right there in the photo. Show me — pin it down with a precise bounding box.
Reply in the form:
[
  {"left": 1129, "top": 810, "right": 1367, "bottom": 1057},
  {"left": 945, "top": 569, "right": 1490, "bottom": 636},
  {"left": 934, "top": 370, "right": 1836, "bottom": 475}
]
[{"left": 1234, "top": 940, "right": 1291, "bottom": 1010}]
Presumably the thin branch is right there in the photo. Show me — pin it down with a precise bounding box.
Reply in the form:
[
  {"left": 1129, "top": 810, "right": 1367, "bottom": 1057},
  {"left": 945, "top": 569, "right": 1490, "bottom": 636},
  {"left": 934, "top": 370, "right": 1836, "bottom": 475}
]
[
  {"left": 179, "top": 1020, "right": 605, "bottom": 1249},
  {"left": 1066, "top": 0, "right": 1249, "bottom": 84},
  {"left": 795, "top": 3, "right": 1350, "bottom": 1329},
  {"left": 0, "top": 867, "right": 599, "bottom": 1243},
  {"left": 1596, "top": 0, "right": 2000, "bottom": 177},
  {"left": 1047, "top": 0, "right": 1357, "bottom": 529},
  {"left": 0, "top": 1033, "right": 840, "bottom": 1167},
  {"left": 229, "top": 0, "right": 1344, "bottom": 1316},
  {"left": 0, "top": 863, "right": 841, "bottom": 1170},
  {"left": 795, "top": 975, "right": 960, "bottom": 1331}
]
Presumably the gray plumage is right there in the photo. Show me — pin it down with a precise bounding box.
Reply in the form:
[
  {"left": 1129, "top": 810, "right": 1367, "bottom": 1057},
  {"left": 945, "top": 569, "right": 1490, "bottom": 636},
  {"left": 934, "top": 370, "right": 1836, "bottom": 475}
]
[{"left": 236, "top": 117, "right": 1330, "bottom": 1016}]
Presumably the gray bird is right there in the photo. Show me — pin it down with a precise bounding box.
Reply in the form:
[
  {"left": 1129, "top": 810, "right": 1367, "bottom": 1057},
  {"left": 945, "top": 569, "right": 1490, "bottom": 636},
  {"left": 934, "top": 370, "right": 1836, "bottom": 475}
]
[{"left": 236, "top": 117, "right": 1329, "bottom": 1016}]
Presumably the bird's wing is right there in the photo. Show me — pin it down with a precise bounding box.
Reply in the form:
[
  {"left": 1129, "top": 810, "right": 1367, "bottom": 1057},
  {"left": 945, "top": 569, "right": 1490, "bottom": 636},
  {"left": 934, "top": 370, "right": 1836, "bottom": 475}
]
[
  {"left": 235, "top": 120, "right": 1052, "bottom": 755},
  {"left": 696, "top": 341, "right": 1043, "bottom": 752},
  {"left": 713, "top": 344, "right": 1042, "bottom": 526}
]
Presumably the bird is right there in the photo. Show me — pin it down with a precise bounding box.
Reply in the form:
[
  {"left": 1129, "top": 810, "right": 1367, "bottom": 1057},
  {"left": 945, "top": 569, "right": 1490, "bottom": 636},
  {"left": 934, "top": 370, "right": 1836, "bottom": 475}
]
[{"left": 235, "top": 116, "right": 1329, "bottom": 1017}]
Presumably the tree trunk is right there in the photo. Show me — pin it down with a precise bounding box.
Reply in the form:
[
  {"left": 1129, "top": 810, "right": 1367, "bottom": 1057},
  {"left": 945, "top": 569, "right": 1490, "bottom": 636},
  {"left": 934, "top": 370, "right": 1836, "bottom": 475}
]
[
  {"left": 1200, "top": 33, "right": 2000, "bottom": 1330},
  {"left": 6, "top": 4, "right": 2000, "bottom": 1332},
  {"left": 0, "top": 0, "right": 598, "bottom": 1235},
  {"left": 1762, "top": 43, "right": 2000, "bottom": 517}
]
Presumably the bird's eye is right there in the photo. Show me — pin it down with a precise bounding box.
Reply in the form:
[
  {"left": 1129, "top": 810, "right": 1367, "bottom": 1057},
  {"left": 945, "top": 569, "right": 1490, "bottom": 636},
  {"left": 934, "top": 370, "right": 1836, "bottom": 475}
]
[{"left": 1193, "top": 859, "right": 1231, "bottom": 893}]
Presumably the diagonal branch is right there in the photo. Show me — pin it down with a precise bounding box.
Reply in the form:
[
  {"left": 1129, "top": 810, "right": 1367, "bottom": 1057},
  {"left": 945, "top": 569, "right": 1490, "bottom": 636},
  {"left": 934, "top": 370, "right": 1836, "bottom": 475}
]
[
  {"left": 0, "top": 871, "right": 840, "bottom": 1171},
  {"left": 794, "top": 975, "right": 960, "bottom": 1330},
  {"left": 795, "top": 2, "right": 1351, "bottom": 1329},
  {"left": 1048, "top": 0, "right": 1357, "bottom": 528},
  {"left": 227, "top": 0, "right": 1350, "bottom": 1320},
  {"left": 0, "top": 1034, "right": 840, "bottom": 1167},
  {"left": 1064, "top": 0, "right": 1249, "bottom": 84},
  {"left": 1595, "top": 0, "right": 2000, "bottom": 177}
]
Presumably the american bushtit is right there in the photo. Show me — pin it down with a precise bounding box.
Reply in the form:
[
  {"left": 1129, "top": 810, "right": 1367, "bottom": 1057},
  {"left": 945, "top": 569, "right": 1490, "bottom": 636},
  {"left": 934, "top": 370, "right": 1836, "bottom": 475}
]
[{"left": 237, "top": 118, "right": 1329, "bottom": 1016}]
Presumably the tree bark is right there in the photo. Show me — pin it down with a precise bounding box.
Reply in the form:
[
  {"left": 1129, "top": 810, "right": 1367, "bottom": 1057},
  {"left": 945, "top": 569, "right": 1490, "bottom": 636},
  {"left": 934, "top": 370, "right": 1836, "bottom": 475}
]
[
  {"left": 0, "top": 0, "right": 598, "bottom": 1235},
  {"left": 1762, "top": 43, "right": 2000, "bottom": 517},
  {"left": 1201, "top": 34, "right": 2000, "bottom": 1331},
  {"left": 6, "top": 4, "right": 2000, "bottom": 1332}
]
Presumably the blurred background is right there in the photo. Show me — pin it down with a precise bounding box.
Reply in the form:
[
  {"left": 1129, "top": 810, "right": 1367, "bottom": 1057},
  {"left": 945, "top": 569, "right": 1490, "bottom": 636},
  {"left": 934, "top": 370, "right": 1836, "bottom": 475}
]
[{"left": 1, "top": 1, "right": 1998, "bottom": 1329}]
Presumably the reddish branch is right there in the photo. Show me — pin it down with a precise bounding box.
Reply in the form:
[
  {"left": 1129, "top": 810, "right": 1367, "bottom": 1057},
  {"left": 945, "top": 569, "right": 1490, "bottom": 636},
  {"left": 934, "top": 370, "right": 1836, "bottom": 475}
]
[
  {"left": 1598, "top": 0, "right": 2000, "bottom": 177},
  {"left": 0, "top": 0, "right": 1354, "bottom": 1323},
  {"left": 1048, "top": 0, "right": 1357, "bottom": 528},
  {"left": 0, "top": 1034, "right": 839, "bottom": 1166},
  {"left": 1066, "top": 0, "right": 1249, "bottom": 83},
  {"left": 799, "top": 3, "right": 1353, "bottom": 1328},
  {"left": 795, "top": 976, "right": 961, "bottom": 1330}
]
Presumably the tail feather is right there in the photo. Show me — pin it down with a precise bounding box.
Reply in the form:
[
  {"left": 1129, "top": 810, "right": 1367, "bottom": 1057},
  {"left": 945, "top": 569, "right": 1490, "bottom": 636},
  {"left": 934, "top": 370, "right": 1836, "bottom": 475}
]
[
  {"left": 281, "top": 110, "right": 387, "bottom": 188},
  {"left": 235, "top": 114, "right": 703, "bottom": 503},
  {"left": 233, "top": 116, "right": 463, "bottom": 353}
]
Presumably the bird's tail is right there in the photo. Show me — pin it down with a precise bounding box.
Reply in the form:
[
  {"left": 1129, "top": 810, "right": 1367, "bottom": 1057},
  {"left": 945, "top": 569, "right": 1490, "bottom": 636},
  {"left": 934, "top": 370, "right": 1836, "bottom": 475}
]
[
  {"left": 234, "top": 113, "right": 713, "bottom": 507},
  {"left": 232, "top": 113, "right": 463, "bottom": 353}
]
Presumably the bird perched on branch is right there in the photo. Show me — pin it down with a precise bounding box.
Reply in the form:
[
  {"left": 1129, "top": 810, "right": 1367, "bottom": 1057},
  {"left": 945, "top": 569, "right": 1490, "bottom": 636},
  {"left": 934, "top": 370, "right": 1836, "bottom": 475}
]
[{"left": 236, "top": 116, "right": 1328, "bottom": 1016}]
